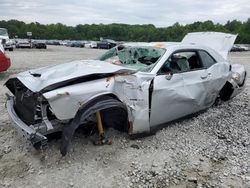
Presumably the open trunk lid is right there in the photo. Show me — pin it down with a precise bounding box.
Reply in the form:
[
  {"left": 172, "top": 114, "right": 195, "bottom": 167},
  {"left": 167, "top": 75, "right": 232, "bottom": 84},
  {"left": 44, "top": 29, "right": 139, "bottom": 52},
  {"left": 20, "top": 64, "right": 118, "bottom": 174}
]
[{"left": 182, "top": 32, "right": 237, "bottom": 60}]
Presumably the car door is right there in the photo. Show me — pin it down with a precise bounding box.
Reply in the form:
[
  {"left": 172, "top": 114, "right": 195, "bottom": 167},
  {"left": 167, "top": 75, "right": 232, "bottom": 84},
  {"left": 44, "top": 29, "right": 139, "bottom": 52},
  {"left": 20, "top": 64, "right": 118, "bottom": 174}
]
[
  {"left": 194, "top": 50, "right": 230, "bottom": 107},
  {"left": 149, "top": 50, "right": 208, "bottom": 127}
]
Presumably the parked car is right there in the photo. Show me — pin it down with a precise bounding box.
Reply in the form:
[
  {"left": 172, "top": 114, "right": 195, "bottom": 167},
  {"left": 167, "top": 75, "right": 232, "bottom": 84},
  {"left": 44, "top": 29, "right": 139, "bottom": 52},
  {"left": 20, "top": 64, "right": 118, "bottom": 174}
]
[
  {"left": 0, "top": 28, "right": 14, "bottom": 51},
  {"left": 32, "top": 40, "right": 47, "bottom": 49},
  {"left": 16, "top": 39, "right": 31, "bottom": 48},
  {"left": 97, "top": 39, "right": 117, "bottom": 49},
  {"left": 46, "top": 40, "right": 60, "bottom": 45},
  {"left": 240, "top": 44, "right": 250, "bottom": 51},
  {"left": 60, "top": 40, "right": 68, "bottom": 46},
  {"left": 231, "top": 44, "right": 246, "bottom": 52},
  {"left": 84, "top": 41, "right": 98, "bottom": 48},
  {"left": 0, "top": 44, "right": 11, "bottom": 72},
  {"left": 5, "top": 32, "right": 247, "bottom": 155},
  {"left": 70, "top": 41, "right": 85, "bottom": 48}
]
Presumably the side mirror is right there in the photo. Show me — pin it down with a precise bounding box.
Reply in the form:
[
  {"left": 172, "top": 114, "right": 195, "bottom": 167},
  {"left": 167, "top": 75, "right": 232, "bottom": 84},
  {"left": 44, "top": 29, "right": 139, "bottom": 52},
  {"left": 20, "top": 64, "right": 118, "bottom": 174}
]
[{"left": 165, "top": 72, "right": 173, "bottom": 80}]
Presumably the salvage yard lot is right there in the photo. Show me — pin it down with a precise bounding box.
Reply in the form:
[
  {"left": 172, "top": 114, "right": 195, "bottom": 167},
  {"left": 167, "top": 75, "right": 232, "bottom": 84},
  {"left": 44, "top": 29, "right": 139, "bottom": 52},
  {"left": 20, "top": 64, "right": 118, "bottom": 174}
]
[{"left": 0, "top": 46, "right": 249, "bottom": 187}]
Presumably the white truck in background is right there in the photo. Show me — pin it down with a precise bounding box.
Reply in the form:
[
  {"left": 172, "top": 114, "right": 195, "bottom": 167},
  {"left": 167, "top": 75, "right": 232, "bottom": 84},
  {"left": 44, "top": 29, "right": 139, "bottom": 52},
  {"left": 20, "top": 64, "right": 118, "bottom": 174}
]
[{"left": 0, "top": 28, "right": 14, "bottom": 51}]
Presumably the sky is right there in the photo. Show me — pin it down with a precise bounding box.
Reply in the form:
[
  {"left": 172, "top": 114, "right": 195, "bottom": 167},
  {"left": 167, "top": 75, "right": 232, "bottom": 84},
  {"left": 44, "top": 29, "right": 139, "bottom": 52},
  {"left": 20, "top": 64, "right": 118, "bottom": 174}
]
[{"left": 0, "top": 0, "right": 249, "bottom": 27}]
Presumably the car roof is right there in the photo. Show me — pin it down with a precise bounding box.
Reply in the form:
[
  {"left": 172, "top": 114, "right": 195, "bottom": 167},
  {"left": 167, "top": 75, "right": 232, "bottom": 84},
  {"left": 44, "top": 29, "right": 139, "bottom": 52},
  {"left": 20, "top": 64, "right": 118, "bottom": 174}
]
[
  {"left": 121, "top": 42, "right": 225, "bottom": 62},
  {"left": 122, "top": 42, "right": 213, "bottom": 52}
]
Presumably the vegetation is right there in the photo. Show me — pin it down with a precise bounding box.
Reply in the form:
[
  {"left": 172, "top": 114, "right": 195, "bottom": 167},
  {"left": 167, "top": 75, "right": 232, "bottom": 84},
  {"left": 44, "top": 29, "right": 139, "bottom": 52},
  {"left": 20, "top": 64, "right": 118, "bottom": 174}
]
[{"left": 0, "top": 19, "right": 250, "bottom": 43}]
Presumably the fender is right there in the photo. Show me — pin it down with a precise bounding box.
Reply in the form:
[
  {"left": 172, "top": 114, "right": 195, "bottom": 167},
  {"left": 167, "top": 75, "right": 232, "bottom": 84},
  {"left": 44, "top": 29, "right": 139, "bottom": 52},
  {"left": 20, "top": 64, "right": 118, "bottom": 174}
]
[{"left": 60, "top": 95, "right": 128, "bottom": 156}]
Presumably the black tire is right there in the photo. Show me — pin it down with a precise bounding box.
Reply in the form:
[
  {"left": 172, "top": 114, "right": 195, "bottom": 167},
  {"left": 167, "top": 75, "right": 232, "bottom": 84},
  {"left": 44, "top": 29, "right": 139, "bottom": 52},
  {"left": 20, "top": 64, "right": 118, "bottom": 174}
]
[
  {"left": 219, "top": 82, "right": 234, "bottom": 101},
  {"left": 9, "top": 48, "right": 13, "bottom": 51}
]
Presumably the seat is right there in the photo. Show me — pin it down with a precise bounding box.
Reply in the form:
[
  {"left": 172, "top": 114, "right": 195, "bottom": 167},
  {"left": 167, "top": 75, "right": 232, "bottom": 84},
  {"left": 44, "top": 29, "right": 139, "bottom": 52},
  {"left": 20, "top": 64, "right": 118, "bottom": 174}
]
[
  {"left": 188, "top": 55, "right": 200, "bottom": 69},
  {"left": 176, "top": 58, "right": 190, "bottom": 71},
  {"left": 169, "top": 60, "right": 181, "bottom": 72}
]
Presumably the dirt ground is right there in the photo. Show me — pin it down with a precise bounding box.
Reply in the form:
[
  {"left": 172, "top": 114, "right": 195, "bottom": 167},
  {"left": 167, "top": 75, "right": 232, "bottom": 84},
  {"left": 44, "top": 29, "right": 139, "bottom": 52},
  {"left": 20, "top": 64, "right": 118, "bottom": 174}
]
[{"left": 0, "top": 46, "right": 249, "bottom": 188}]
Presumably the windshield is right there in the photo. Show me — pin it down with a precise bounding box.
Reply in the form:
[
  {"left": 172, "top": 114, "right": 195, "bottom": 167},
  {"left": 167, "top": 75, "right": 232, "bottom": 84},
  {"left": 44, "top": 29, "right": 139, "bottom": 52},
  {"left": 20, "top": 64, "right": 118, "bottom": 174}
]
[
  {"left": 97, "top": 46, "right": 166, "bottom": 72},
  {"left": 0, "top": 28, "right": 8, "bottom": 36}
]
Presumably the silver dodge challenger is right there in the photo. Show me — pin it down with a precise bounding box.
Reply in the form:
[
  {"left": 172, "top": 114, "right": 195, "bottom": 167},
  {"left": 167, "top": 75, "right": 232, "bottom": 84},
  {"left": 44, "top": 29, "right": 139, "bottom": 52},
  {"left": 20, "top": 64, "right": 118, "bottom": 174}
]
[{"left": 5, "top": 32, "right": 247, "bottom": 155}]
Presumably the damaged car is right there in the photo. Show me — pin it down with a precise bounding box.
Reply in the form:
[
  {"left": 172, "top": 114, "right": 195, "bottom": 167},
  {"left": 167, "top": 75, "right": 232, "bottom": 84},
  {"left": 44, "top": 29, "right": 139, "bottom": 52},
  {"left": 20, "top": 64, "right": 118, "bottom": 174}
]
[{"left": 5, "top": 32, "right": 247, "bottom": 156}]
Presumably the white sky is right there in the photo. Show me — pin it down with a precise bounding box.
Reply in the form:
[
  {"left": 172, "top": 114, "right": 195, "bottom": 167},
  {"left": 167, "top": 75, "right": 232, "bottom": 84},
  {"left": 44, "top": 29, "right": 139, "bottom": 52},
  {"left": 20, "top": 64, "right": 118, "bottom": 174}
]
[{"left": 0, "top": 0, "right": 249, "bottom": 27}]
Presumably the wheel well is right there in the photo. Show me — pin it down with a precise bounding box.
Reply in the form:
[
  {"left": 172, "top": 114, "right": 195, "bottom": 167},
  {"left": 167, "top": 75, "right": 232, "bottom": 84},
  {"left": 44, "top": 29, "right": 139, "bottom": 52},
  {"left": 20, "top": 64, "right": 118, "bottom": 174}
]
[
  {"left": 90, "top": 94, "right": 128, "bottom": 132},
  {"left": 219, "top": 81, "right": 234, "bottom": 101},
  {"left": 60, "top": 94, "right": 129, "bottom": 155}
]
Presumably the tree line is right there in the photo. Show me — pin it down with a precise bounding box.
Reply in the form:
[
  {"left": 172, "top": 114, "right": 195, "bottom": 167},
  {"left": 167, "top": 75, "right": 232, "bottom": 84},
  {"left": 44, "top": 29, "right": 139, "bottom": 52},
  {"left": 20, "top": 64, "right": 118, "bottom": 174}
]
[{"left": 0, "top": 19, "right": 250, "bottom": 43}]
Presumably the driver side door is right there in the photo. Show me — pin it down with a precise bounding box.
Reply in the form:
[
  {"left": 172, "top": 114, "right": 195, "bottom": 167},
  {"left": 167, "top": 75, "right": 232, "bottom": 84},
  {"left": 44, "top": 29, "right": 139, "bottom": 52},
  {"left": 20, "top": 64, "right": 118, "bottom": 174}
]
[{"left": 149, "top": 50, "right": 208, "bottom": 127}]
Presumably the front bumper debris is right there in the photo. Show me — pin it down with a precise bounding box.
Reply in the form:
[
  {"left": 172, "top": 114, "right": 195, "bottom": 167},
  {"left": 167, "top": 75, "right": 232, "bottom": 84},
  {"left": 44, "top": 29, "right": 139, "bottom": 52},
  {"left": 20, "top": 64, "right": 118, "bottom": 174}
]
[{"left": 6, "top": 95, "right": 48, "bottom": 149}]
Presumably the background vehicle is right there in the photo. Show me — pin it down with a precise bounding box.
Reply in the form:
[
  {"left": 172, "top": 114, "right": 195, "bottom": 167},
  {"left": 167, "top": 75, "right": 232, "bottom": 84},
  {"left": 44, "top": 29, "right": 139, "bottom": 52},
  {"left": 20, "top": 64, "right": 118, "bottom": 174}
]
[
  {"left": 16, "top": 39, "right": 31, "bottom": 48},
  {"left": 0, "top": 28, "right": 14, "bottom": 51},
  {"left": 32, "top": 40, "right": 47, "bottom": 49},
  {"left": 97, "top": 39, "right": 117, "bottom": 49},
  {"left": 70, "top": 41, "right": 85, "bottom": 48},
  {"left": 231, "top": 44, "right": 246, "bottom": 52},
  {"left": 46, "top": 40, "right": 61, "bottom": 45},
  {"left": 85, "top": 41, "right": 98, "bottom": 48},
  {"left": 0, "top": 44, "right": 11, "bottom": 72}
]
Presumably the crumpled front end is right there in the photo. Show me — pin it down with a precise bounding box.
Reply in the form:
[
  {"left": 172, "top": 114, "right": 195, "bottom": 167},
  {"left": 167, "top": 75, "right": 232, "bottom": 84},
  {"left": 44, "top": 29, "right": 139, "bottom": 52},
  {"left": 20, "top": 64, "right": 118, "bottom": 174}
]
[
  {"left": 5, "top": 78, "right": 63, "bottom": 148},
  {"left": 6, "top": 95, "right": 48, "bottom": 149}
]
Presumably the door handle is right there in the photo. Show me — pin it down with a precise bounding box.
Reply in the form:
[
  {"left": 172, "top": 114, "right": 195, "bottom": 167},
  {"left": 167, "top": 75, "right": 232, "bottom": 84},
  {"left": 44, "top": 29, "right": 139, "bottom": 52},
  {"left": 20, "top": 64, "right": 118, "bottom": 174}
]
[
  {"left": 201, "top": 75, "right": 208, "bottom": 79},
  {"left": 201, "top": 72, "right": 211, "bottom": 79}
]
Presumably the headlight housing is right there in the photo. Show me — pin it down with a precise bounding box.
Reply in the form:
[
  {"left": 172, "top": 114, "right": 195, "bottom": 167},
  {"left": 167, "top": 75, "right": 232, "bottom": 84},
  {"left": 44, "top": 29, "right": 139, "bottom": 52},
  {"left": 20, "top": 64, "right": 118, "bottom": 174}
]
[{"left": 232, "top": 72, "right": 241, "bottom": 81}]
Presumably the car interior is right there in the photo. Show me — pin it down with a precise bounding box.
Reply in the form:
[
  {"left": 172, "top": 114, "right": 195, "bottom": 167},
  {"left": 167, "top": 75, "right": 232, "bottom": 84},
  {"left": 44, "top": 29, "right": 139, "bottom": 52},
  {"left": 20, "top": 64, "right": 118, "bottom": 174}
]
[{"left": 159, "top": 51, "right": 203, "bottom": 74}]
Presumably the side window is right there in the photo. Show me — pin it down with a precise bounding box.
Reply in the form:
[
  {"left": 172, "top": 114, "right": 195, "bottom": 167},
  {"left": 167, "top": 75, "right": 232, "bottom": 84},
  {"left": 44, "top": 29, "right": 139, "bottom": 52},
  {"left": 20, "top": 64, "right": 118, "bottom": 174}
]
[
  {"left": 159, "top": 51, "right": 202, "bottom": 74},
  {"left": 198, "top": 50, "right": 216, "bottom": 68}
]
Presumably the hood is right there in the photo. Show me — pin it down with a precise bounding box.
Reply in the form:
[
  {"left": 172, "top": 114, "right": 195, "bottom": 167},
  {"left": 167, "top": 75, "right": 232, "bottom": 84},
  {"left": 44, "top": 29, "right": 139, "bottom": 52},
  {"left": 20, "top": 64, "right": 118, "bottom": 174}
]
[
  {"left": 12, "top": 60, "right": 134, "bottom": 92},
  {"left": 182, "top": 32, "right": 237, "bottom": 60}
]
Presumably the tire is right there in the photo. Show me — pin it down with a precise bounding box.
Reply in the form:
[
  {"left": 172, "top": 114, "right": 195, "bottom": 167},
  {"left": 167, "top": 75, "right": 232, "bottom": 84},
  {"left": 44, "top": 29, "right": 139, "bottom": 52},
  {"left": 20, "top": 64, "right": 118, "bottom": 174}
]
[
  {"left": 219, "top": 82, "right": 234, "bottom": 101},
  {"left": 9, "top": 48, "right": 13, "bottom": 51}
]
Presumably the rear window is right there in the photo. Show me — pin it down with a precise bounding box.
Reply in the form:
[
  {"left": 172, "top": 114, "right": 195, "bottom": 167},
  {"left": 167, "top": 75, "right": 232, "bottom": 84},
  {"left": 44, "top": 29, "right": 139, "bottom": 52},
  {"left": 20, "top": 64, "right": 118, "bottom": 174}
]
[{"left": 198, "top": 50, "right": 216, "bottom": 68}]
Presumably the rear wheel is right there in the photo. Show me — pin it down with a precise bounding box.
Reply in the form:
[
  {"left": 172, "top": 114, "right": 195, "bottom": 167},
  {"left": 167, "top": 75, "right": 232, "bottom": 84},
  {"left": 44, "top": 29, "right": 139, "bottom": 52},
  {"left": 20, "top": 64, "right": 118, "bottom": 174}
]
[{"left": 219, "top": 82, "right": 234, "bottom": 101}]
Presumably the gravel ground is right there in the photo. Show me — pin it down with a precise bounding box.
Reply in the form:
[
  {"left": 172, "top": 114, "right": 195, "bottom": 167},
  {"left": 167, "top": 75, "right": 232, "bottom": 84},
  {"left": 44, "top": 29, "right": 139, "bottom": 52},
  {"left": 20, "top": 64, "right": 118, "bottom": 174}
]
[{"left": 0, "top": 46, "right": 249, "bottom": 188}]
